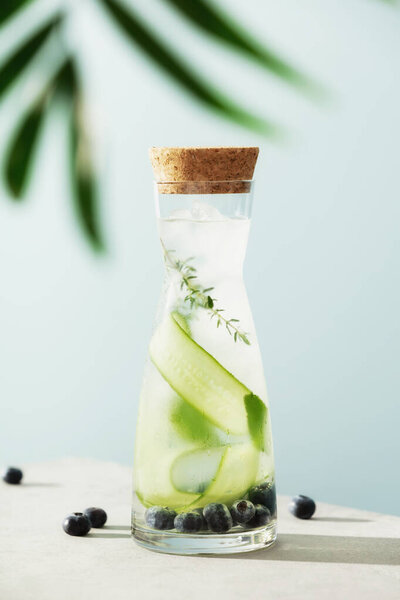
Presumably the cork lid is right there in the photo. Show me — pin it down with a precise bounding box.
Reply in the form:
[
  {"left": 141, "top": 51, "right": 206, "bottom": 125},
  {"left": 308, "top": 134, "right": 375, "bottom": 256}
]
[{"left": 149, "top": 146, "right": 259, "bottom": 194}]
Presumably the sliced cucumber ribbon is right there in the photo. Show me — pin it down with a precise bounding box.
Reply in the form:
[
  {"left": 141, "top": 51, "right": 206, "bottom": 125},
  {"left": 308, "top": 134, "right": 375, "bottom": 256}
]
[
  {"left": 137, "top": 313, "right": 268, "bottom": 509},
  {"left": 184, "top": 444, "right": 259, "bottom": 510},
  {"left": 150, "top": 313, "right": 266, "bottom": 439}
]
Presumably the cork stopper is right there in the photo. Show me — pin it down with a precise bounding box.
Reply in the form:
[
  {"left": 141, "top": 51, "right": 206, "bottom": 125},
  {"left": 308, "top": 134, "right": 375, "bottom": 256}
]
[{"left": 149, "top": 146, "right": 259, "bottom": 194}]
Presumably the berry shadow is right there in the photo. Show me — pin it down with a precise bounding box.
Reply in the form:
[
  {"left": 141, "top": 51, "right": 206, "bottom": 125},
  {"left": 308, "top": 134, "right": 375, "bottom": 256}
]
[{"left": 225, "top": 533, "right": 400, "bottom": 566}]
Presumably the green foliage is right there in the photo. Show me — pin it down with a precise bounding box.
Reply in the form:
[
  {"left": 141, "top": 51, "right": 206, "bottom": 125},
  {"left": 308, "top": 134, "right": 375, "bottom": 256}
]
[
  {"left": 4, "top": 93, "right": 47, "bottom": 198},
  {"left": 3, "top": 55, "right": 69, "bottom": 198},
  {"left": 1, "top": 0, "right": 390, "bottom": 252},
  {"left": 69, "top": 106, "right": 104, "bottom": 252},
  {"left": 62, "top": 61, "right": 105, "bottom": 252},
  {"left": 0, "top": 0, "right": 36, "bottom": 26},
  {"left": 2, "top": 48, "right": 105, "bottom": 250},
  {"left": 100, "top": 0, "right": 277, "bottom": 135},
  {"left": 163, "top": 0, "right": 319, "bottom": 94},
  {"left": 0, "top": 16, "right": 60, "bottom": 98}
]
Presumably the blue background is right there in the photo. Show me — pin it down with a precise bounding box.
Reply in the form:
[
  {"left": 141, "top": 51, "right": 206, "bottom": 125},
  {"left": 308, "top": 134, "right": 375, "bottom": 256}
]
[{"left": 0, "top": 0, "right": 399, "bottom": 514}]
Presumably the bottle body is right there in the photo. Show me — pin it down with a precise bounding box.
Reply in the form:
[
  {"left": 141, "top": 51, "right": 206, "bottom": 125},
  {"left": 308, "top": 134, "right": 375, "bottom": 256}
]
[{"left": 132, "top": 188, "right": 276, "bottom": 554}]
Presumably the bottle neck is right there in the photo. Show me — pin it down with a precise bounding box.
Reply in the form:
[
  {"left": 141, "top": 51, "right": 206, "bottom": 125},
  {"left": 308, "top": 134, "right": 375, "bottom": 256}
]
[
  {"left": 155, "top": 187, "right": 254, "bottom": 220},
  {"left": 159, "top": 216, "right": 250, "bottom": 283},
  {"left": 155, "top": 189, "right": 254, "bottom": 281}
]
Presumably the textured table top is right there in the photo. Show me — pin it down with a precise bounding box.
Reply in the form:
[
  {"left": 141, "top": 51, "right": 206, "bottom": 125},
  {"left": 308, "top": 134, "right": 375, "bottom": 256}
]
[{"left": 1, "top": 458, "right": 399, "bottom": 600}]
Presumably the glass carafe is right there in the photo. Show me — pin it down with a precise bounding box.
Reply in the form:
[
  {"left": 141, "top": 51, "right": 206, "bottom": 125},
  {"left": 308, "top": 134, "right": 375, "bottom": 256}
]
[{"left": 132, "top": 147, "right": 276, "bottom": 555}]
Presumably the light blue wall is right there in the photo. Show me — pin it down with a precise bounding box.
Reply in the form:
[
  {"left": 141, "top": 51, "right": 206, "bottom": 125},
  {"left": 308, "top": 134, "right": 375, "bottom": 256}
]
[{"left": 1, "top": 0, "right": 399, "bottom": 515}]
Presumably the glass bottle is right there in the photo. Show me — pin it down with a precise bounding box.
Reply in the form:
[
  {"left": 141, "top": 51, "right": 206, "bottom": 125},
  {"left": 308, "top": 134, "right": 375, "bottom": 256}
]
[{"left": 132, "top": 147, "right": 276, "bottom": 555}]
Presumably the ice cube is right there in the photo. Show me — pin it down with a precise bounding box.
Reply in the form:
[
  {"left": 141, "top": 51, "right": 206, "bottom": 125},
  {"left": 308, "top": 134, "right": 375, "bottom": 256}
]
[
  {"left": 191, "top": 201, "right": 226, "bottom": 221},
  {"left": 168, "top": 209, "right": 192, "bottom": 220}
]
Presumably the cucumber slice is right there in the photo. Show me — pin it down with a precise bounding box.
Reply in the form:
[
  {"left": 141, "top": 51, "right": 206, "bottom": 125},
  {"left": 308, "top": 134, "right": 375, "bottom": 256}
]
[
  {"left": 185, "top": 443, "right": 259, "bottom": 509},
  {"left": 244, "top": 394, "right": 267, "bottom": 451},
  {"left": 135, "top": 449, "right": 201, "bottom": 508},
  {"left": 134, "top": 365, "right": 201, "bottom": 509},
  {"left": 171, "top": 447, "right": 225, "bottom": 494},
  {"left": 169, "top": 397, "right": 221, "bottom": 445},
  {"left": 171, "top": 311, "right": 191, "bottom": 335},
  {"left": 150, "top": 314, "right": 251, "bottom": 435}
]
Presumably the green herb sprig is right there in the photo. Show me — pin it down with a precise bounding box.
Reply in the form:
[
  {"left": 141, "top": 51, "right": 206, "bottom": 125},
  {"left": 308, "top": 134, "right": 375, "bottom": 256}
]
[{"left": 162, "top": 243, "right": 250, "bottom": 345}]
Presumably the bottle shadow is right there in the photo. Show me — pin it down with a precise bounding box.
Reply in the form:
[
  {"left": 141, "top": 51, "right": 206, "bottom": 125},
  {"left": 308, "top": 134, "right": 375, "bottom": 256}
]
[
  {"left": 228, "top": 533, "right": 400, "bottom": 566},
  {"left": 102, "top": 525, "right": 131, "bottom": 531},
  {"left": 87, "top": 532, "right": 131, "bottom": 539},
  {"left": 313, "top": 517, "right": 372, "bottom": 523},
  {"left": 22, "top": 483, "right": 61, "bottom": 488}
]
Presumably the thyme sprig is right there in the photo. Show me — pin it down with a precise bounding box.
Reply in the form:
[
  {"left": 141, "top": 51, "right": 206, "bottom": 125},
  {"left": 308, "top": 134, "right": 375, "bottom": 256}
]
[{"left": 162, "top": 242, "right": 250, "bottom": 345}]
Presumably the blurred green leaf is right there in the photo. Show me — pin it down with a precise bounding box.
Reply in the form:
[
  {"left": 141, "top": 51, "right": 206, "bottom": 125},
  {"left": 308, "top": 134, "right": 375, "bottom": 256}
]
[
  {"left": 163, "top": 0, "right": 319, "bottom": 95},
  {"left": 0, "top": 15, "right": 60, "bottom": 99},
  {"left": 3, "top": 58, "right": 73, "bottom": 199},
  {"left": 0, "top": 0, "right": 36, "bottom": 26},
  {"left": 54, "top": 58, "right": 78, "bottom": 98},
  {"left": 3, "top": 93, "right": 48, "bottom": 198},
  {"left": 3, "top": 56, "right": 104, "bottom": 252},
  {"left": 61, "top": 59, "right": 105, "bottom": 252},
  {"left": 100, "top": 0, "right": 280, "bottom": 136}
]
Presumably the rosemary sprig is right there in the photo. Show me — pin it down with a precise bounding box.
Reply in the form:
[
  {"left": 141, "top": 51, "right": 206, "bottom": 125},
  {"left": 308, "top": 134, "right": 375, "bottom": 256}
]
[{"left": 162, "top": 242, "right": 250, "bottom": 345}]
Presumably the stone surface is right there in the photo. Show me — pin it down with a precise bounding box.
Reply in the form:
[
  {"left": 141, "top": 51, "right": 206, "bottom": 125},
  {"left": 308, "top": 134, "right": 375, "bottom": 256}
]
[{"left": 1, "top": 458, "right": 399, "bottom": 600}]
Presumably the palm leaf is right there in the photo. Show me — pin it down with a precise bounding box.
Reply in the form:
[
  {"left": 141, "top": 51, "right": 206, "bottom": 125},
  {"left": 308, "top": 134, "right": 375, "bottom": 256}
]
[
  {"left": 3, "top": 59, "right": 73, "bottom": 198},
  {"left": 3, "top": 92, "right": 48, "bottom": 197},
  {"left": 3, "top": 59, "right": 75, "bottom": 198},
  {"left": 57, "top": 59, "right": 105, "bottom": 252},
  {"left": 0, "top": 15, "right": 61, "bottom": 99},
  {"left": 100, "top": 0, "right": 279, "bottom": 136},
  {"left": 2, "top": 54, "right": 104, "bottom": 250},
  {"left": 0, "top": 0, "right": 36, "bottom": 26},
  {"left": 163, "top": 0, "right": 318, "bottom": 94},
  {"left": 70, "top": 106, "right": 104, "bottom": 252}
]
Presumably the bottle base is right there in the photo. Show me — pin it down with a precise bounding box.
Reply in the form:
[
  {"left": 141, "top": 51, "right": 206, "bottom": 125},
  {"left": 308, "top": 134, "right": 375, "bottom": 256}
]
[{"left": 132, "top": 521, "right": 277, "bottom": 556}]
